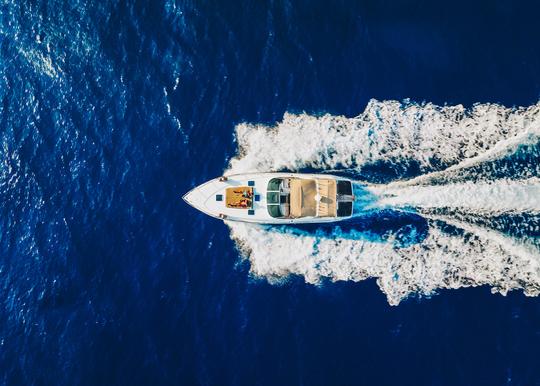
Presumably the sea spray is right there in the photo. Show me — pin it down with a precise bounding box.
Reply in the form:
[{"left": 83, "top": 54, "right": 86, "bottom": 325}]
[
  {"left": 369, "top": 178, "right": 540, "bottom": 215},
  {"left": 228, "top": 220, "right": 540, "bottom": 306},
  {"left": 227, "top": 99, "right": 540, "bottom": 179},
  {"left": 225, "top": 99, "right": 540, "bottom": 305}
]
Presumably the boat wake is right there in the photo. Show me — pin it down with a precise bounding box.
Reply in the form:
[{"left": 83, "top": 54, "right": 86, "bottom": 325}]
[{"left": 225, "top": 99, "right": 540, "bottom": 305}]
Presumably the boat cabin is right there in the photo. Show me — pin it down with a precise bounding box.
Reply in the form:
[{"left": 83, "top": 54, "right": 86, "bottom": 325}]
[{"left": 266, "top": 178, "right": 353, "bottom": 219}]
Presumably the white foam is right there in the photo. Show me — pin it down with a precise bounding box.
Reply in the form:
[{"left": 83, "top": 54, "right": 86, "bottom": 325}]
[
  {"left": 229, "top": 221, "right": 540, "bottom": 306},
  {"left": 18, "top": 48, "right": 61, "bottom": 79},
  {"left": 227, "top": 99, "right": 540, "bottom": 175},
  {"left": 225, "top": 99, "right": 540, "bottom": 305},
  {"left": 370, "top": 178, "right": 540, "bottom": 215}
]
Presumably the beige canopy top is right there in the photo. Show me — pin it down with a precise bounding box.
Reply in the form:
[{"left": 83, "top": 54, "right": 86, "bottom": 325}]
[
  {"left": 290, "top": 179, "right": 316, "bottom": 217},
  {"left": 317, "top": 179, "right": 337, "bottom": 217},
  {"left": 290, "top": 178, "right": 337, "bottom": 218}
]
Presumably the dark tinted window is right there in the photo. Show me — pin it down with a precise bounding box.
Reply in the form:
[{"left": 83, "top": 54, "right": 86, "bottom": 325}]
[
  {"left": 268, "top": 178, "right": 281, "bottom": 191},
  {"left": 267, "top": 192, "right": 280, "bottom": 204},
  {"left": 267, "top": 205, "right": 283, "bottom": 218},
  {"left": 337, "top": 180, "right": 352, "bottom": 195},
  {"left": 337, "top": 202, "right": 353, "bottom": 217}
]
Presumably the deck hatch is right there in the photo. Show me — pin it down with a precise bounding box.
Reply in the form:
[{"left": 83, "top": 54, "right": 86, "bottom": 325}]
[
  {"left": 337, "top": 180, "right": 352, "bottom": 195},
  {"left": 337, "top": 202, "right": 353, "bottom": 217},
  {"left": 215, "top": 194, "right": 223, "bottom": 201}
]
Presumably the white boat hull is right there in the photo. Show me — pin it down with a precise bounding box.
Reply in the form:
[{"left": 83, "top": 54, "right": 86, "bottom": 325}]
[{"left": 183, "top": 172, "right": 355, "bottom": 224}]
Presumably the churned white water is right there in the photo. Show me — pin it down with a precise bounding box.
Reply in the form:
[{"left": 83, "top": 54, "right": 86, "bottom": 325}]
[
  {"left": 225, "top": 99, "right": 540, "bottom": 305},
  {"left": 370, "top": 178, "right": 540, "bottom": 215},
  {"left": 227, "top": 99, "right": 540, "bottom": 175}
]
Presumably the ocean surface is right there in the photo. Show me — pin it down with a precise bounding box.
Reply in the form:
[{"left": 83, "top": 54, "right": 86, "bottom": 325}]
[{"left": 1, "top": 0, "right": 540, "bottom": 385}]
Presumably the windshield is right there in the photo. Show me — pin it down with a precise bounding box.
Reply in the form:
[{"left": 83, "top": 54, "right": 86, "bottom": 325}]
[
  {"left": 267, "top": 178, "right": 284, "bottom": 217},
  {"left": 267, "top": 191, "right": 280, "bottom": 204},
  {"left": 267, "top": 178, "right": 281, "bottom": 191},
  {"left": 267, "top": 205, "right": 283, "bottom": 218}
]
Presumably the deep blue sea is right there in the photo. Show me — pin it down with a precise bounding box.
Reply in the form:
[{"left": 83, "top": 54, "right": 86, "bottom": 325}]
[{"left": 1, "top": 1, "right": 540, "bottom": 385}]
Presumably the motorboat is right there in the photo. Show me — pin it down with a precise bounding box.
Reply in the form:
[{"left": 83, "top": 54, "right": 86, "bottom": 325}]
[{"left": 182, "top": 172, "right": 355, "bottom": 224}]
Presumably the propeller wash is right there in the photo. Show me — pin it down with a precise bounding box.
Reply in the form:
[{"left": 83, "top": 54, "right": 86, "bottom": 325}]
[{"left": 226, "top": 99, "right": 540, "bottom": 305}]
